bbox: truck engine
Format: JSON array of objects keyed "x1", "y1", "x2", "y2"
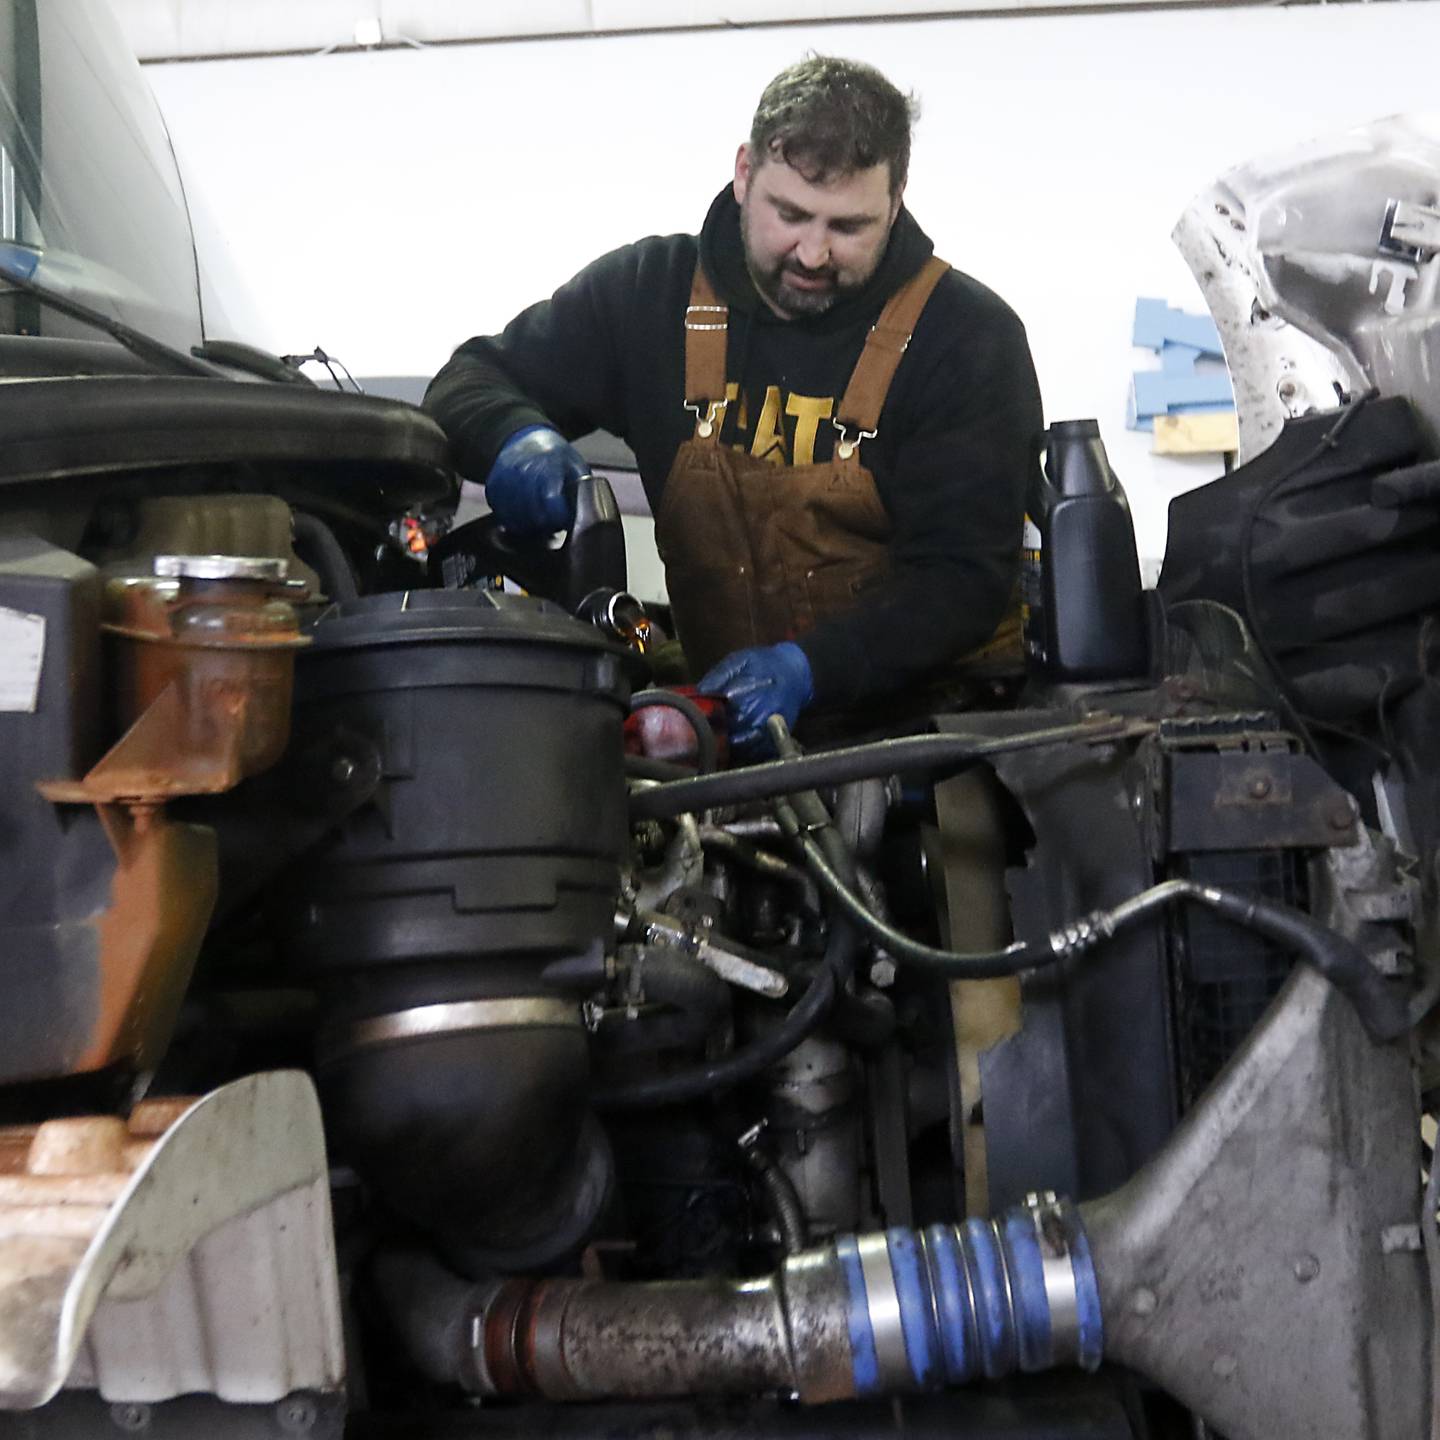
[{"x1": 0, "y1": 9, "x2": 1437, "y2": 1439}]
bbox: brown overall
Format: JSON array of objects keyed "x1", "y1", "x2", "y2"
[{"x1": 655, "y1": 256, "x2": 1020, "y2": 705}]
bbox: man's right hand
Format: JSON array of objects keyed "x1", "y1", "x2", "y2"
[{"x1": 485, "y1": 425, "x2": 588, "y2": 536}]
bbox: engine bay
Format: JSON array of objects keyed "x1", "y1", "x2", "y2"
[{"x1": 0, "y1": 15, "x2": 1437, "y2": 1435}]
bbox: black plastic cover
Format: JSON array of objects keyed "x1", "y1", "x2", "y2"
[
  {"x1": 1159, "y1": 396, "x2": 1437, "y2": 719},
  {"x1": 0, "y1": 535, "x2": 115, "y2": 1081},
  {"x1": 280, "y1": 590, "x2": 633, "y2": 987},
  {"x1": 0, "y1": 374, "x2": 458, "y2": 514}
]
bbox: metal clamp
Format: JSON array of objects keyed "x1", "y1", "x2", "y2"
[
  {"x1": 152, "y1": 554, "x2": 290, "y2": 582},
  {"x1": 856, "y1": 1233, "x2": 911, "y2": 1391},
  {"x1": 318, "y1": 997, "x2": 582, "y2": 1063},
  {"x1": 1023, "y1": 1191, "x2": 1081, "y2": 1367},
  {"x1": 832, "y1": 418, "x2": 878, "y2": 461},
  {"x1": 684, "y1": 399, "x2": 727, "y2": 438}
]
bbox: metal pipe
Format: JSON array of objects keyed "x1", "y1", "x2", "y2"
[
  {"x1": 379, "y1": 971, "x2": 1432, "y2": 1434},
  {"x1": 628, "y1": 717, "x2": 1143, "y2": 821},
  {"x1": 391, "y1": 1197, "x2": 1100, "y2": 1404}
]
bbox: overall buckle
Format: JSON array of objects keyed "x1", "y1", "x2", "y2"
[
  {"x1": 832, "y1": 418, "x2": 877, "y2": 461},
  {"x1": 684, "y1": 399, "x2": 727, "y2": 439}
]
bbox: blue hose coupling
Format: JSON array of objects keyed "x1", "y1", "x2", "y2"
[{"x1": 834, "y1": 1193, "x2": 1103, "y2": 1398}]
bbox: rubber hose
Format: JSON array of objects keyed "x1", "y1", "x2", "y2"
[
  {"x1": 592, "y1": 962, "x2": 839, "y2": 1110},
  {"x1": 790, "y1": 842, "x2": 1413, "y2": 1040},
  {"x1": 630, "y1": 688, "x2": 719, "y2": 775},
  {"x1": 628, "y1": 717, "x2": 1138, "y2": 820},
  {"x1": 594, "y1": 766, "x2": 866, "y2": 1109},
  {"x1": 790, "y1": 827, "x2": 1050, "y2": 980},
  {"x1": 593, "y1": 911, "x2": 861, "y2": 1110},
  {"x1": 741, "y1": 1140, "x2": 808, "y2": 1254},
  {"x1": 292, "y1": 510, "x2": 360, "y2": 602},
  {"x1": 546, "y1": 946, "x2": 731, "y2": 1053},
  {"x1": 1195, "y1": 885, "x2": 1412, "y2": 1041},
  {"x1": 626, "y1": 755, "x2": 696, "y2": 783},
  {"x1": 632, "y1": 945, "x2": 731, "y2": 1039}
]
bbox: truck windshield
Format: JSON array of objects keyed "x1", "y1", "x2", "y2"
[{"x1": 0, "y1": 0, "x2": 203, "y2": 354}]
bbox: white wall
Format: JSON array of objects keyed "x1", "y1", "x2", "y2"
[{"x1": 146, "y1": 5, "x2": 1440, "y2": 575}]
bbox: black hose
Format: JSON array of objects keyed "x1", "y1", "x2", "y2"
[
  {"x1": 627, "y1": 754, "x2": 696, "y2": 783},
  {"x1": 292, "y1": 510, "x2": 360, "y2": 602},
  {"x1": 630, "y1": 688, "x2": 719, "y2": 775},
  {"x1": 1161, "y1": 882, "x2": 1412, "y2": 1042},
  {"x1": 787, "y1": 824, "x2": 1050, "y2": 980},
  {"x1": 628, "y1": 716, "x2": 1143, "y2": 820},
  {"x1": 699, "y1": 827, "x2": 812, "y2": 890},
  {"x1": 594, "y1": 835, "x2": 860, "y2": 1107},
  {"x1": 595, "y1": 726, "x2": 871, "y2": 1109},
  {"x1": 740, "y1": 1136, "x2": 808, "y2": 1254},
  {"x1": 592, "y1": 963, "x2": 839, "y2": 1109},
  {"x1": 546, "y1": 946, "x2": 731, "y2": 1054},
  {"x1": 629, "y1": 945, "x2": 732, "y2": 1049},
  {"x1": 786, "y1": 830, "x2": 1414, "y2": 1042},
  {"x1": 824, "y1": 980, "x2": 897, "y2": 1050}
]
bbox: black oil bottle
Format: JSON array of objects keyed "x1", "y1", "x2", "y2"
[{"x1": 1021, "y1": 419, "x2": 1149, "y2": 681}]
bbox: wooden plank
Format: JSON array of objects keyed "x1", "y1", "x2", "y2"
[{"x1": 1152, "y1": 410, "x2": 1239, "y2": 455}]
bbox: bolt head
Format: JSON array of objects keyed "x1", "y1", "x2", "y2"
[
  {"x1": 869, "y1": 957, "x2": 898, "y2": 989},
  {"x1": 276, "y1": 1394, "x2": 319, "y2": 1435},
  {"x1": 109, "y1": 1404, "x2": 151, "y2": 1433},
  {"x1": 1248, "y1": 776, "x2": 1272, "y2": 799},
  {"x1": 1292, "y1": 1253, "x2": 1320, "y2": 1283}
]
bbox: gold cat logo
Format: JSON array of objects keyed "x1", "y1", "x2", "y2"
[{"x1": 721, "y1": 383, "x2": 836, "y2": 466}]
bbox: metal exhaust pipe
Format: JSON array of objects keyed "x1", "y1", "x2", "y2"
[{"x1": 384, "y1": 966, "x2": 1432, "y2": 1435}]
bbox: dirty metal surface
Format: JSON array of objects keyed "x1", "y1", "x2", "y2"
[
  {"x1": 1085, "y1": 967, "x2": 1430, "y2": 1440},
  {"x1": 1163, "y1": 745, "x2": 1358, "y2": 853},
  {"x1": 0, "y1": 1072, "x2": 343, "y2": 1412},
  {"x1": 0, "y1": 1389, "x2": 345, "y2": 1440}
]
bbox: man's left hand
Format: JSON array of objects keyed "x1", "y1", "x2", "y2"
[{"x1": 697, "y1": 642, "x2": 814, "y2": 756}]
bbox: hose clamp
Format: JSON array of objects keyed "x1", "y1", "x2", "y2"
[
  {"x1": 1023, "y1": 1191, "x2": 1081, "y2": 1366},
  {"x1": 319, "y1": 997, "x2": 582, "y2": 1063},
  {"x1": 855, "y1": 1233, "x2": 911, "y2": 1391}
]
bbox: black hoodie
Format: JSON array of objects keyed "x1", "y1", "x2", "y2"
[{"x1": 425, "y1": 186, "x2": 1042, "y2": 708}]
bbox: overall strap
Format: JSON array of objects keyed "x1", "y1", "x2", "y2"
[
  {"x1": 684, "y1": 261, "x2": 729, "y2": 438},
  {"x1": 835, "y1": 255, "x2": 951, "y2": 454}
]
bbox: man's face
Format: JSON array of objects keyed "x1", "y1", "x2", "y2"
[{"x1": 733, "y1": 145, "x2": 902, "y2": 319}]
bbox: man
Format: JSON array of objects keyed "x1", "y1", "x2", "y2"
[{"x1": 425, "y1": 55, "x2": 1042, "y2": 752}]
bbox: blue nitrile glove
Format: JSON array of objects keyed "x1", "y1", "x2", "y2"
[
  {"x1": 697, "y1": 642, "x2": 814, "y2": 757},
  {"x1": 485, "y1": 424, "x2": 588, "y2": 536}
]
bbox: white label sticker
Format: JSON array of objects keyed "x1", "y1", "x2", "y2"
[
  {"x1": 0, "y1": 607, "x2": 46, "y2": 713},
  {"x1": 1022, "y1": 516, "x2": 1043, "y2": 551}
]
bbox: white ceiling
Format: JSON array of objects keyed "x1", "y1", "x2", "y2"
[{"x1": 109, "y1": 0, "x2": 1394, "y2": 62}]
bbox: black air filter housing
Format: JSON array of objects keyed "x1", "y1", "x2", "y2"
[{"x1": 281, "y1": 588, "x2": 632, "y2": 991}]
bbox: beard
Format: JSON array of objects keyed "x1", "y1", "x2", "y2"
[
  {"x1": 739, "y1": 198, "x2": 848, "y2": 318},
  {"x1": 754, "y1": 258, "x2": 841, "y2": 317}
]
